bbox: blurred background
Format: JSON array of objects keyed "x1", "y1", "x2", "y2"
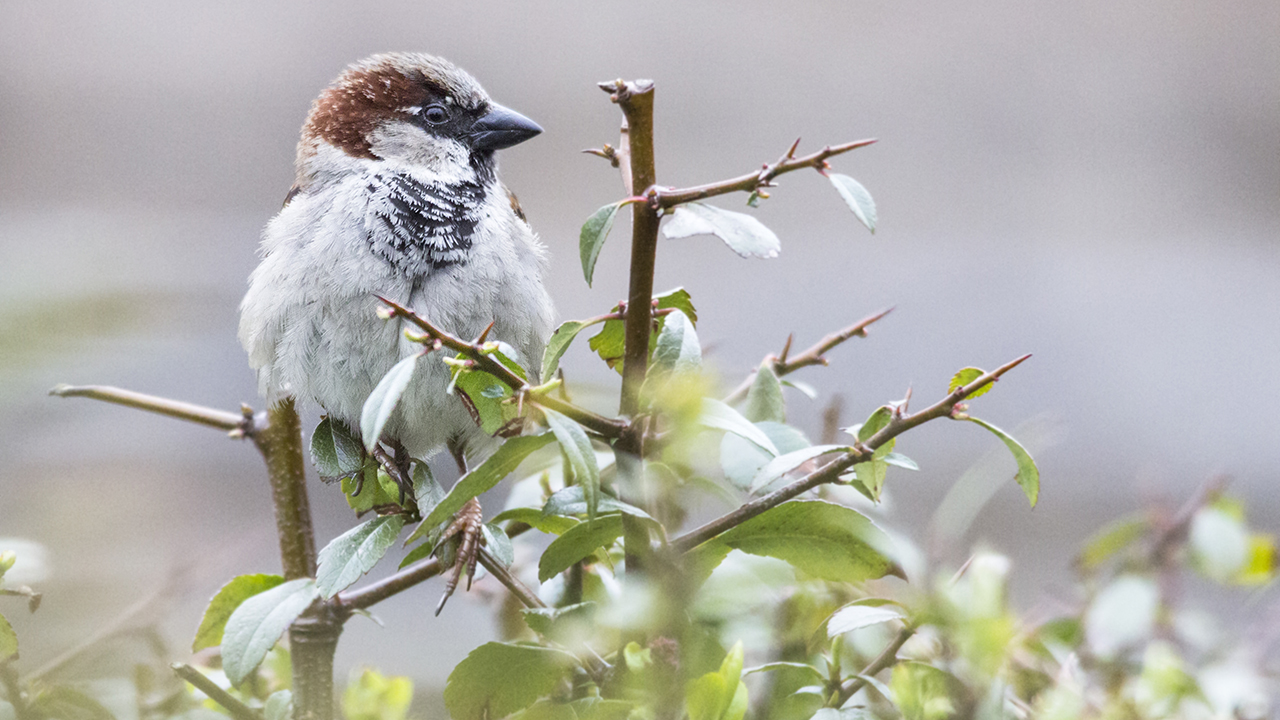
[{"x1": 2, "y1": 0, "x2": 1277, "y2": 693}]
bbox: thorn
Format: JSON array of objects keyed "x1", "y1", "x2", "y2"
[
  {"x1": 778, "y1": 334, "x2": 794, "y2": 364},
  {"x1": 476, "y1": 320, "x2": 496, "y2": 344},
  {"x1": 786, "y1": 137, "x2": 802, "y2": 159}
]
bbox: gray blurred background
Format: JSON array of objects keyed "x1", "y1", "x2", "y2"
[{"x1": 2, "y1": 0, "x2": 1277, "y2": 690}]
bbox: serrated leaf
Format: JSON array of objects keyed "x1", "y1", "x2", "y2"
[
  {"x1": 539, "y1": 514, "x2": 626, "y2": 582},
  {"x1": 541, "y1": 321, "x2": 585, "y2": 380},
  {"x1": 406, "y1": 434, "x2": 556, "y2": 545},
  {"x1": 443, "y1": 642, "x2": 578, "y2": 720},
  {"x1": 483, "y1": 523, "x2": 515, "y2": 567},
  {"x1": 664, "y1": 202, "x2": 781, "y2": 259},
  {"x1": 316, "y1": 515, "x2": 406, "y2": 598},
  {"x1": 580, "y1": 202, "x2": 622, "y2": 286},
  {"x1": 949, "y1": 367, "x2": 994, "y2": 399},
  {"x1": 310, "y1": 417, "x2": 365, "y2": 479},
  {"x1": 543, "y1": 409, "x2": 600, "y2": 521},
  {"x1": 222, "y1": 578, "x2": 318, "y2": 686},
  {"x1": 721, "y1": 422, "x2": 811, "y2": 489},
  {"x1": 743, "y1": 362, "x2": 786, "y2": 423},
  {"x1": 192, "y1": 573, "x2": 285, "y2": 652},
  {"x1": 655, "y1": 287, "x2": 699, "y2": 325},
  {"x1": 963, "y1": 416, "x2": 1040, "y2": 506},
  {"x1": 827, "y1": 173, "x2": 876, "y2": 233},
  {"x1": 542, "y1": 486, "x2": 652, "y2": 521},
  {"x1": 826, "y1": 603, "x2": 905, "y2": 637},
  {"x1": 361, "y1": 353, "x2": 421, "y2": 451},
  {"x1": 490, "y1": 507, "x2": 581, "y2": 536},
  {"x1": 413, "y1": 463, "x2": 445, "y2": 519},
  {"x1": 649, "y1": 309, "x2": 702, "y2": 378},
  {"x1": 749, "y1": 445, "x2": 852, "y2": 494},
  {"x1": 521, "y1": 602, "x2": 596, "y2": 640},
  {"x1": 0, "y1": 612, "x2": 15, "y2": 661},
  {"x1": 684, "y1": 500, "x2": 895, "y2": 584},
  {"x1": 700, "y1": 399, "x2": 779, "y2": 455}
]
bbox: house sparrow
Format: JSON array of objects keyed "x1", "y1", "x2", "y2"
[{"x1": 239, "y1": 53, "x2": 554, "y2": 595}]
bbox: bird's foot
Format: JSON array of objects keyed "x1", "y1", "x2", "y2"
[
  {"x1": 369, "y1": 442, "x2": 414, "y2": 506},
  {"x1": 434, "y1": 497, "x2": 485, "y2": 615}
]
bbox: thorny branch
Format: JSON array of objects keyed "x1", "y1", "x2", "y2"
[
  {"x1": 724, "y1": 308, "x2": 894, "y2": 404},
  {"x1": 672, "y1": 354, "x2": 1032, "y2": 553},
  {"x1": 375, "y1": 296, "x2": 627, "y2": 439}
]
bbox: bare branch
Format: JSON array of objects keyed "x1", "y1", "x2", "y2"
[
  {"x1": 172, "y1": 664, "x2": 262, "y2": 720},
  {"x1": 834, "y1": 625, "x2": 916, "y2": 706},
  {"x1": 49, "y1": 384, "x2": 249, "y2": 434}
]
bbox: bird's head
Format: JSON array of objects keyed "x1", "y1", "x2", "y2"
[{"x1": 297, "y1": 52, "x2": 541, "y2": 179}]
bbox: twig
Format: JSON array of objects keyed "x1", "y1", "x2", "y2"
[
  {"x1": 376, "y1": 296, "x2": 628, "y2": 439},
  {"x1": 652, "y1": 138, "x2": 877, "y2": 209},
  {"x1": 476, "y1": 548, "x2": 545, "y2": 610},
  {"x1": 724, "y1": 308, "x2": 893, "y2": 404},
  {"x1": 833, "y1": 625, "x2": 915, "y2": 706},
  {"x1": 48, "y1": 385, "x2": 249, "y2": 433},
  {"x1": 171, "y1": 663, "x2": 262, "y2": 720},
  {"x1": 673, "y1": 354, "x2": 1032, "y2": 553}
]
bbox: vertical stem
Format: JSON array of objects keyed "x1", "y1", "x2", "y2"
[
  {"x1": 614, "y1": 81, "x2": 658, "y2": 418},
  {"x1": 252, "y1": 399, "x2": 341, "y2": 720}
]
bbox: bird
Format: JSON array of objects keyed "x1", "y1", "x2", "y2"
[{"x1": 238, "y1": 52, "x2": 555, "y2": 603}]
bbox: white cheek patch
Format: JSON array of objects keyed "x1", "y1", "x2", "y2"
[
  {"x1": 399, "y1": 106, "x2": 422, "y2": 114},
  {"x1": 367, "y1": 121, "x2": 474, "y2": 184}
]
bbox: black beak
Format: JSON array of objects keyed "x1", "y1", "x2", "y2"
[{"x1": 468, "y1": 102, "x2": 543, "y2": 151}]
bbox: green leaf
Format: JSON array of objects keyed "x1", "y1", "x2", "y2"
[
  {"x1": 511, "y1": 701, "x2": 578, "y2": 720},
  {"x1": 490, "y1": 507, "x2": 581, "y2": 536},
  {"x1": 827, "y1": 173, "x2": 877, "y2": 233},
  {"x1": 749, "y1": 445, "x2": 852, "y2": 494},
  {"x1": 580, "y1": 202, "x2": 622, "y2": 286},
  {"x1": 483, "y1": 523, "x2": 515, "y2": 567},
  {"x1": 310, "y1": 417, "x2": 365, "y2": 479},
  {"x1": 686, "y1": 642, "x2": 745, "y2": 720},
  {"x1": 539, "y1": 514, "x2": 626, "y2": 582},
  {"x1": 962, "y1": 416, "x2": 1040, "y2": 506},
  {"x1": 1077, "y1": 514, "x2": 1147, "y2": 570},
  {"x1": 343, "y1": 669, "x2": 412, "y2": 720},
  {"x1": 521, "y1": 602, "x2": 597, "y2": 641},
  {"x1": 826, "y1": 603, "x2": 905, "y2": 637},
  {"x1": 849, "y1": 405, "x2": 893, "y2": 442},
  {"x1": 883, "y1": 452, "x2": 919, "y2": 471},
  {"x1": 781, "y1": 378, "x2": 817, "y2": 399},
  {"x1": 542, "y1": 486, "x2": 652, "y2": 521},
  {"x1": 263, "y1": 691, "x2": 293, "y2": 720},
  {"x1": 664, "y1": 202, "x2": 781, "y2": 259},
  {"x1": 222, "y1": 578, "x2": 318, "y2": 686},
  {"x1": 316, "y1": 515, "x2": 406, "y2": 598},
  {"x1": 0, "y1": 612, "x2": 15, "y2": 661},
  {"x1": 685, "y1": 500, "x2": 895, "y2": 584},
  {"x1": 587, "y1": 288, "x2": 699, "y2": 373},
  {"x1": 700, "y1": 399, "x2": 779, "y2": 455},
  {"x1": 948, "y1": 367, "x2": 994, "y2": 399},
  {"x1": 413, "y1": 463, "x2": 446, "y2": 519},
  {"x1": 443, "y1": 642, "x2": 578, "y2": 720},
  {"x1": 720, "y1": 421, "x2": 811, "y2": 489},
  {"x1": 342, "y1": 466, "x2": 398, "y2": 513},
  {"x1": 361, "y1": 353, "x2": 421, "y2": 451},
  {"x1": 192, "y1": 573, "x2": 285, "y2": 652},
  {"x1": 655, "y1": 287, "x2": 699, "y2": 325},
  {"x1": 648, "y1": 309, "x2": 702, "y2": 378},
  {"x1": 541, "y1": 320, "x2": 585, "y2": 380},
  {"x1": 743, "y1": 361, "x2": 786, "y2": 423},
  {"x1": 407, "y1": 433, "x2": 556, "y2": 544},
  {"x1": 452, "y1": 345, "x2": 525, "y2": 435},
  {"x1": 542, "y1": 409, "x2": 600, "y2": 521}
]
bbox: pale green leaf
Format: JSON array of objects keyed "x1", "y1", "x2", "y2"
[
  {"x1": 413, "y1": 463, "x2": 446, "y2": 519},
  {"x1": 543, "y1": 409, "x2": 600, "y2": 520},
  {"x1": 0, "y1": 612, "x2": 15, "y2": 661},
  {"x1": 700, "y1": 399, "x2": 779, "y2": 455},
  {"x1": 1077, "y1": 514, "x2": 1147, "y2": 570},
  {"x1": 316, "y1": 515, "x2": 406, "y2": 598},
  {"x1": 664, "y1": 202, "x2": 781, "y2": 259},
  {"x1": 192, "y1": 573, "x2": 285, "y2": 652},
  {"x1": 483, "y1": 523, "x2": 515, "y2": 567},
  {"x1": 222, "y1": 578, "x2": 318, "y2": 685},
  {"x1": 649, "y1": 309, "x2": 702, "y2": 378},
  {"x1": 443, "y1": 642, "x2": 577, "y2": 720},
  {"x1": 949, "y1": 367, "x2": 994, "y2": 399},
  {"x1": 263, "y1": 691, "x2": 293, "y2": 720},
  {"x1": 743, "y1": 361, "x2": 785, "y2": 423},
  {"x1": 883, "y1": 452, "x2": 919, "y2": 471},
  {"x1": 310, "y1": 417, "x2": 365, "y2": 479},
  {"x1": 826, "y1": 603, "x2": 905, "y2": 637},
  {"x1": 580, "y1": 203, "x2": 621, "y2": 286},
  {"x1": 538, "y1": 514, "x2": 625, "y2": 582},
  {"x1": 361, "y1": 353, "x2": 421, "y2": 451},
  {"x1": 962, "y1": 416, "x2": 1040, "y2": 506},
  {"x1": 827, "y1": 173, "x2": 877, "y2": 233},
  {"x1": 749, "y1": 445, "x2": 852, "y2": 494},
  {"x1": 542, "y1": 486, "x2": 652, "y2": 521},
  {"x1": 490, "y1": 507, "x2": 581, "y2": 536},
  {"x1": 541, "y1": 320, "x2": 585, "y2": 380},
  {"x1": 720, "y1": 422, "x2": 810, "y2": 489}
]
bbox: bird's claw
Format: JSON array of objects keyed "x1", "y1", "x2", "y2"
[{"x1": 434, "y1": 497, "x2": 485, "y2": 616}]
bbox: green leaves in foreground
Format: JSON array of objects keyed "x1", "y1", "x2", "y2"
[
  {"x1": 407, "y1": 433, "x2": 556, "y2": 545},
  {"x1": 580, "y1": 202, "x2": 623, "y2": 286},
  {"x1": 542, "y1": 408, "x2": 600, "y2": 520},
  {"x1": 0, "y1": 611, "x2": 15, "y2": 661},
  {"x1": 962, "y1": 416, "x2": 1040, "y2": 507},
  {"x1": 222, "y1": 578, "x2": 319, "y2": 686},
  {"x1": 826, "y1": 172, "x2": 877, "y2": 233},
  {"x1": 443, "y1": 642, "x2": 578, "y2": 720},
  {"x1": 686, "y1": 500, "x2": 897, "y2": 586},
  {"x1": 316, "y1": 515, "x2": 407, "y2": 597},
  {"x1": 361, "y1": 353, "x2": 422, "y2": 451},
  {"x1": 541, "y1": 320, "x2": 586, "y2": 380},
  {"x1": 663, "y1": 202, "x2": 781, "y2": 259},
  {"x1": 192, "y1": 573, "x2": 285, "y2": 652},
  {"x1": 685, "y1": 642, "x2": 747, "y2": 720}
]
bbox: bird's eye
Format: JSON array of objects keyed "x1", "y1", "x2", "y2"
[{"x1": 422, "y1": 105, "x2": 450, "y2": 125}]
